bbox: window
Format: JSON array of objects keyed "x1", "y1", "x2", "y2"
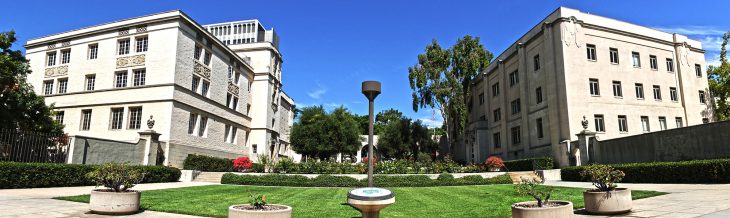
[
  {"x1": 609, "y1": 48, "x2": 619, "y2": 64},
  {"x1": 114, "y1": 71, "x2": 127, "y2": 88},
  {"x1": 533, "y1": 55, "x2": 540, "y2": 71},
  {"x1": 132, "y1": 69, "x2": 146, "y2": 86},
  {"x1": 535, "y1": 87, "x2": 543, "y2": 104},
  {"x1": 635, "y1": 83, "x2": 644, "y2": 99},
  {"x1": 659, "y1": 117, "x2": 667, "y2": 131},
  {"x1": 226, "y1": 93, "x2": 233, "y2": 108},
  {"x1": 649, "y1": 55, "x2": 657, "y2": 70},
  {"x1": 695, "y1": 64, "x2": 702, "y2": 77},
  {"x1": 632, "y1": 52, "x2": 640, "y2": 68},
  {"x1": 511, "y1": 99, "x2": 521, "y2": 114},
  {"x1": 511, "y1": 126, "x2": 521, "y2": 145},
  {"x1": 653, "y1": 85, "x2": 661, "y2": 100},
  {"x1": 479, "y1": 93, "x2": 485, "y2": 105},
  {"x1": 493, "y1": 108, "x2": 501, "y2": 121},
  {"x1": 110, "y1": 108, "x2": 124, "y2": 130},
  {"x1": 81, "y1": 110, "x2": 92, "y2": 131},
  {"x1": 703, "y1": 118, "x2": 710, "y2": 124},
  {"x1": 675, "y1": 117, "x2": 683, "y2": 128},
  {"x1": 536, "y1": 118, "x2": 544, "y2": 139},
  {"x1": 55, "y1": 111, "x2": 64, "y2": 125},
  {"x1": 618, "y1": 115, "x2": 628, "y2": 132},
  {"x1": 670, "y1": 87, "x2": 678, "y2": 102},
  {"x1": 60, "y1": 49, "x2": 71, "y2": 64},
  {"x1": 253, "y1": 144, "x2": 258, "y2": 153},
  {"x1": 194, "y1": 46, "x2": 202, "y2": 60},
  {"x1": 699, "y1": 91, "x2": 706, "y2": 104},
  {"x1": 246, "y1": 104, "x2": 251, "y2": 115},
  {"x1": 509, "y1": 71, "x2": 519, "y2": 86},
  {"x1": 493, "y1": 133, "x2": 501, "y2": 148},
  {"x1": 191, "y1": 76, "x2": 200, "y2": 92},
  {"x1": 492, "y1": 83, "x2": 500, "y2": 96},
  {"x1": 641, "y1": 116, "x2": 650, "y2": 132},
  {"x1": 88, "y1": 44, "x2": 98, "y2": 60},
  {"x1": 135, "y1": 36, "x2": 148, "y2": 52},
  {"x1": 85, "y1": 74, "x2": 96, "y2": 91},
  {"x1": 198, "y1": 116, "x2": 208, "y2": 137},
  {"x1": 47, "y1": 51, "x2": 57, "y2": 66},
  {"x1": 586, "y1": 44, "x2": 596, "y2": 61},
  {"x1": 57, "y1": 78, "x2": 68, "y2": 94},
  {"x1": 594, "y1": 115, "x2": 605, "y2": 132},
  {"x1": 201, "y1": 81, "x2": 210, "y2": 97},
  {"x1": 203, "y1": 50, "x2": 212, "y2": 65},
  {"x1": 225, "y1": 126, "x2": 238, "y2": 143},
  {"x1": 43, "y1": 80, "x2": 53, "y2": 95},
  {"x1": 127, "y1": 107, "x2": 142, "y2": 129},
  {"x1": 589, "y1": 79, "x2": 600, "y2": 96},
  {"x1": 188, "y1": 113, "x2": 198, "y2": 135},
  {"x1": 666, "y1": 58, "x2": 674, "y2": 72},
  {"x1": 612, "y1": 81, "x2": 622, "y2": 97},
  {"x1": 118, "y1": 39, "x2": 130, "y2": 55}
]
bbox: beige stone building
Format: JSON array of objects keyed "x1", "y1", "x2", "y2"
[{"x1": 461, "y1": 7, "x2": 713, "y2": 167}]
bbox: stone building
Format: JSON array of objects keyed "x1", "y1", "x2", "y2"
[
  {"x1": 24, "y1": 10, "x2": 297, "y2": 167},
  {"x1": 461, "y1": 7, "x2": 713, "y2": 166}
]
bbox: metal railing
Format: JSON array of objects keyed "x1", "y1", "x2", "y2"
[{"x1": 0, "y1": 129, "x2": 69, "y2": 163}]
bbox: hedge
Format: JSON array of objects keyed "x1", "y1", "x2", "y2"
[
  {"x1": 183, "y1": 154, "x2": 233, "y2": 172},
  {"x1": 220, "y1": 173, "x2": 513, "y2": 187},
  {"x1": 0, "y1": 162, "x2": 181, "y2": 189},
  {"x1": 561, "y1": 158, "x2": 730, "y2": 183},
  {"x1": 504, "y1": 157, "x2": 553, "y2": 171}
]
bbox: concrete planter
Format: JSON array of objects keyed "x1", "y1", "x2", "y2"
[
  {"x1": 511, "y1": 200, "x2": 573, "y2": 218},
  {"x1": 583, "y1": 188, "x2": 632, "y2": 215},
  {"x1": 89, "y1": 190, "x2": 140, "y2": 215},
  {"x1": 228, "y1": 204, "x2": 292, "y2": 218}
]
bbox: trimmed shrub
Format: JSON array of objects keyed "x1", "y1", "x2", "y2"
[
  {"x1": 183, "y1": 154, "x2": 233, "y2": 172},
  {"x1": 221, "y1": 173, "x2": 513, "y2": 187},
  {"x1": 504, "y1": 157, "x2": 553, "y2": 171},
  {"x1": 561, "y1": 159, "x2": 730, "y2": 184},
  {"x1": 437, "y1": 173, "x2": 455, "y2": 181},
  {"x1": 252, "y1": 163, "x2": 265, "y2": 173},
  {"x1": 311, "y1": 174, "x2": 362, "y2": 187},
  {"x1": 233, "y1": 156, "x2": 253, "y2": 172},
  {"x1": 136, "y1": 165, "x2": 182, "y2": 183},
  {"x1": 0, "y1": 162, "x2": 180, "y2": 189}
]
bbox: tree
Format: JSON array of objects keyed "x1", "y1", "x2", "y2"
[
  {"x1": 374, "y1": 108, "x2": 403, "y2": 135},
  {"x1": 378, "y1": 116, "x2": 411, "y2": 160},
  {"x1": 354, "y1": 114, "x2": 369, "y2": 135},
  {"x1": 290, "y1": 105, "x2": 361, "y2": 161},
  {"x1": 0, "y1": 31, "x2": 63, "y2": 134},
  {"x1": 325, "y1": 106, "x2": 361, "y2": 161},
  {"x1": 708, "y1": 32, "x2": 730, "y2": 121},
  {"x1": 408, "y1": 36, "x2": 493, "y2": 155}
]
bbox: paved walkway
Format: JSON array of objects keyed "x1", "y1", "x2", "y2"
[
  {"x1": 545, "y1": 181, "x2": 730, "y2": 218},
  {"x1": 0, "y1": 182, "x2": 214, "y2": 218}
]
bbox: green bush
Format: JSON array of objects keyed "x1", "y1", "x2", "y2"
[
  {"x1": 183, "y1": 154, "x2": 233, "y2": 172},
  {"x1": 437, "y1": 173, "x2": 455, "y2": 181},
  {"x1": 0, "y1": 162, "x2": 180, "y2": 189},
  {"x1": 561, "y1": 159, "x2": 730, "y2": 183},
  {"x1": 221, "y1": 173, "x2": 513, "y2": 187},
  {"x1": 252, "y1": 163, "x2": 265, "y2": 173},
  {"x1": 311, "y1": 174, "x2": 362, "y2": 187},
  {"x1": 504, "y1": 157, "x2": 553, "y2": 171}
]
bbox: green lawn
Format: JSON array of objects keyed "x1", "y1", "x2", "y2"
[{"x1": 56, "y1": 184, "x2": 664, "y2": 218}]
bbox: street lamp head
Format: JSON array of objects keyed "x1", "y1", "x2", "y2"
[{"x1": 361, "y1": 81, "x2": 381, "y2": 101}]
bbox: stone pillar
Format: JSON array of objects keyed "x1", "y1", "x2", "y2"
[
  {"x1": 574, "y1": 116, "x2": 595, "y2": 166},
  {"x1": 356, "y1": 148, "x2": 362, "y2": 163},
  {"x1": 139, "y1": 130, "x2": 161, "y2": 166}
]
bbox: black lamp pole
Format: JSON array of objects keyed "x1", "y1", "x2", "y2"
[{"x1": 361, "y1": 81, "x2": 381, "y2": 187}]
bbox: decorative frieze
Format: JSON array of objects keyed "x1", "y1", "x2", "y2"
[
  {"x1": 228, "y1": 81, "x2": 240, "y2": 95},
  {"x1": 194, "y1": 61, "x2": 211, "y2": 79},
  {"x1": 116, "y1": 54, "x2": 145, "y2": 69},
  {"x1": 119, "y1": 29, "x2": 130, "y2": 36},
  {"x1": 44, "y1": 65, "x2": 68, "y2": 78},
  {"x1": 136, "y1": 26, "x2": 147, "y2": 33},
  {"x1": 47, "y1": 44, "x2": 56, "y2": 50},
  {"x1": 61, "y1": 41, "x2": 71, "y2": 47}
]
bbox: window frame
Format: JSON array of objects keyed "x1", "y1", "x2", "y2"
[
  {"x1": 511, "y1": 126, "x2": 521, "y2": 145},
  {"x1": 695, "y1": 64, "x2": 702, "y2": 77},
  {"x1": 132, "y1": 69, "x2": 146, "y2": 86},
  {"x1": 533, "y1": 54, "x2": 540, "y2": 71},
  {"x1": 675, "y1": 117, "x2": 683, "y2": 128},
  {"x1": 60, "y1": 49, "x2": 71, "y2": 64},
  {"x1": 653, "y1": 85, "x2": 662, "y2": 100},
  {"x1": 649, "y1": 55, "x2": 658, "y2": 70},
  {"x1": 618, "y1": 115, "x2": 629, "y2": 133},
  {"x1": 109, "y1": 107, "x2": 125, "y2": 130},
  {"x1": 135, "y1": 36, "x2": 148, "y2": 53},
  {"x1": 536, "y1": 118, "x2": 544, "y2": 139},
  {"x1": 57, "y1": 78, "x2": 68, "y2": 94},
  {"x1": 635, "y1": 83, "x2": 644, "y2": 99},
  {"x1": 128, "y1": 107, "x2": 143, "y2": 130},
  {"x1": 631, "y1": 52, "x2": 640, "y2": 68},
  {"x1": 670, "y1": 87, "x2": 678, "y2": 102},
  {"x1": 589, "y1": 79, "x2": 600, "y2": 96},
  {"x1": 535, "y1": 87, "x2": 543, "y2": 104},
  {"x1": 586, "y1": 44, "x2": 597, "y2": 61},
  {"x1": 43, "y1": 80, "x2": 54, "y2": 95},
  {"x1": 666, "y1": 58, "x2": 674, "y2": 72},
  {"x1": 81, "y1": 109, "x2": 92, "y2": 131},
  {"x1": 114, "y1": 70, "x2": 128, "y2": 88},
  {"x1": 609, "y1": 48, "x2": 619, "y2": 64},
  {"x1": 640, "y1": 116, "x2": 650, "y2": 132},
  {"x1": 699, "y1": 90, "x2": 706, "y2": 104},
  {"x1": 510, "y1": 99, "x2": 521, "y2": 114},
  {"x1": 85, "y1": 74, "x2": 96, "y2": 91},
  {"x1": 594, "y1": 115, "x2": 605, "y2": 132},
  {"x1": 493, "y1": 132, "x2": 501, "y2": 148},
  {"x1": 47, "y1": 51, "x2": 57, "y2": 66},
  {"x1": 118, "y1": 38, "x2": 131, "y2": 55},
  {"x1": 88, "y1": 44, "x2": 98, "y2": 60},
  {"x1": 659, "y1": 117, "x2": 667, "y2": 131},
  {"x1": 612, "y1": 81, "x2": 623, "y2": 97}
]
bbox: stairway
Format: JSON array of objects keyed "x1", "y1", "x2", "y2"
[
  {"x1": 507, "y1": 171, "x2": 542, "y2": 184},
  {"x1": 192, "y1": 172, "x2": 226, "y2": 183}
]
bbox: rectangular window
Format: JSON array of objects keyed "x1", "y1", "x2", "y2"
[
  {"x1": 194, "y1": 46, "x2": 202, "y2": 60},
  {"x1": 110, "y1": 108, "x2": 124, "y2": 130},
  {"x1": 533, "y1": 55, "x2": 540, "y2": 71},
  {"x1": 57, "y1": 78, "x2": 68, "y2": 94},
  {"x1": 43, "y1": 80, "x2": 53, "y2": 95},
  {"x1": 536, "y1": 87, "x2": 543, "y2": 104},
  {"x1": 695, "y1": 64, "x2": 702, "y2": 77},
  {"x1": 253, "y1": 144, "x2": 258, "y2": 154},
  {"x1": 198, "y1": 116, "x2": 208, "y2": 137},
  {"x1": 641, "y1": 116, "x2": 650, "y2": 132},
  {"x1": 188, "y1": 113, "x2": 198, "y2": 135},
  {"x1": 479, "y1": 93, "x2": 485, "y2": 105},
  {"x1": 128, "y1": 107, "x2": 142, "y2": 129},
  {"x1": 632, "y1": 52, "x2": 640, "y2": 68},
  {"x1": 493, "y1": 108, "x2": 501, "y2": 121},
  {"x1": 227, "y1": 126, "x2": 238, "y2": 143},
  {"x1": 509, "y1": 71, "x2": 519, "y2": 86},
  {"x1": 492, "y1": 83, "x2": 500, "y2": 96},
  {"x1": 118, "y1": 39, "x2": 130, "y2": 55},
  {"x1": 635, "y1": 83, "x2": 644, "y2": 99},
  {"x1": 191, "y1": 76, "x2": 200, "y2": 92},
  {"x1": 201, "y1": 81, "x2": 210, "y2": 97},
  {"x1": 586, "y1": 44, "x2": 597, "y2": 61},
  {"x1": 81, "y1": 110, "x2": 92, "y2": 131},
  {"x1": 699, "y1": 91, "x2": 706, "y2": 104},
  {"x1": 612, "y1": 81, "x2": 622, "y2": 97},
  {"x1": 536, "y1": 118, "x2": 544, "y2": 139},
  {"x1": 55, "y1": 111, "x2": 64, "y2": 125},
  {"x1": 666, "y1": 58, "x2": 674, "y2": 72},
  {"x1": 232, "y1": 97, "x2": 239, "y2": 110},
  {"x1": 226, "y1": 93, "x2": 232, "y2": 107},
  {"x1": 659, "y1": 117, "x2": 667, "y2": 131},
  {"x1": 60, "y1": 49, "x2": 71, "y2": 64},
  {"x1": 511, "y1": 126, "x2": 521, "y2": 145},
  {"x1": 85, "y1": 74, "x2": 96, "y2": 91},
  {"x1": 653, "y1": 85, "x2": 662, "y2": 100},
  {"x1": 133, "y1": 69, "x2": 146, "y2": 86},
  {"x1": 670, "y1": 87, "x2": 678, "y2": 102},
  {"x1": 649, "y1": 55, "x2": 658, "y2": 70},
  {"x1": 88, "y1": 44, "x2": 98, "y2": 60},
  {"x1": 203, "y1": 51, "x2": 212, "y2": 65},
  {"x1": 114, "y1": 71, "x2": 127, "y2": 88},
  {"x1": 594, "y1": 115, "x2": 605, "y2": 132},
  {"x1": 493, "y1": 133, "x2": 501, "y2": 148},
  {"x1": 511, "y1": 99, "x2": 521, "y2": 114},
  {"x1": 609, "y1": 48, "x2": 619, "y2": 64},
  {"x1": 675, "y1": 117, "x2": 683, "y2": 128},
  {"x1": 618, "y1": 115, "x2": 628, "y2": 132},
  {"x1": 589, "y1": 79, "x2": 600, "y2": 96},
  {"x1": 135, "y1": 36, "x2": 148, "y2": 52},
  {"x1": 47, "y1": 51, "x2": 57, "y2": 66}
]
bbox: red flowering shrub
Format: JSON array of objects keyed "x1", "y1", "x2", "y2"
[
  {"x1": 233, "y1": 156, "x2": 253, "y2": 172},
  {"x1": 485, "y1": 156, "x2": 505, "y2": 170}
]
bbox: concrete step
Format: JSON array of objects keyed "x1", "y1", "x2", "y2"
[
  {"x1": 507, "y1": 171, "x2": 541, "y2": 184},
  {"x1": 192, "y1": 172, "x2": 226, "y2": 183}
]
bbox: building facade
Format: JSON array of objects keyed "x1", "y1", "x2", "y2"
[{"x1": 462, "y1": 7, "x2": 713, "y2": 166}]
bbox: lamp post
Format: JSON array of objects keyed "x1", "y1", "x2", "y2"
[{"x1": 362, "y1": 81, "x2": 381, "y2": 187}]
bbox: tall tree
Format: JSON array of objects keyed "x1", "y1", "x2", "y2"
[
  {"x1": 708, "y1": 32, "x2": 730, "y2": 121},
  {"x1": 374, "y1": 108, "x2": 403, "y2": 134},
  {"x1": 290, "y1": 105, "x2": 361, "y2": 161},
  {"x1": 0, "y1": 31, "x2": 63, "y2": 134},
  {"x1": 378, "y1": 116, "x2": 411, "y2": 160},
  {"x1": 408, "y1": 36, "x2": 492, "y2": 155},
  {"x1": 326, "y1": 106, "x2": 361, "y2": 161}
]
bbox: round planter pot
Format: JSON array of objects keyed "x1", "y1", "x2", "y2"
[
  {"x1": 228, "y1": 204, "x2": 292, "y2": 218},
  {"x1": 583, "y1": 188, "x2": 632, "y2": 215},
  {"x1": 511, "y1": 200, "x2": 573, "y2": 218},
  {"x1": 89, "y1": 190, "x2": 140, "y2": 215}
]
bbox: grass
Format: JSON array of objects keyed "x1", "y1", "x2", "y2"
[{"x1": 56, "y1": 184, "x2": 665, "y2": 218}]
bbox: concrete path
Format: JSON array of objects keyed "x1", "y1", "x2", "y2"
[
  {"x1": 0, "y1": 182, "x2": 215, "y2": 218},
  {"x1": 544, "y1": 181, "x2": 730, "y2": 218}
]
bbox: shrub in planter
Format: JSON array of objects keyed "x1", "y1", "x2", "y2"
[
  {"x1": 581, "y1": 164, "x2": 632, "y2": 215},
  {"x1": 485, "y1": 156, "x2": 505, "y2": 171},
  {"x1": 229, "y1": 193, "x2": 292, "y2": 218},
  {"x1": 512, "y1": 177, "x2": 573, "y2": 218},
  {"x1": 233, "y1": 156, "x2": 253, "y2": 172},
  {"x1": 87, "y1": 162, "x2": 144, "y2": 215}
]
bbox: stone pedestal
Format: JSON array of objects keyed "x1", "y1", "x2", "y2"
[
  {"x1": 138, "y1": 130, "x2": 161, "y2": 166},
  {"x1": 575, "y1": 129, "x2": 596, "y2": 166}
]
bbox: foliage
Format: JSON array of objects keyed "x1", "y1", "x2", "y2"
[
  {"x1": 233, "y1": 156, "x2": 253, "y2": 172},
  {"x1": 0, "y1": 162, "x2": 179, "y2": 189},
  {"x1": 252, "y1": 163, "x2": 265, "y2": 173},
  {"x1": 257, "y1": 154, "x2": 272, "y2": 172},
  {"x1": 354, "y1": 114, "x2": 370, "y2": 135},
  {"x1": 221, "y1": 173, "x2": 513, "y2": 187},
  {"x1": 514, "y1": 177, "x2": 553, "y2": 207},
  {"x1": 503, "y1": 157, "x2": 553, "y2": 171},
  {"x1": 580, "y1": 164, "x2": 625, "y2": 191},
  {"x1": 485, "y1": 156, "x2": 505, "y2": 170},
  {"x1": 437, "y1": 173, "x2": 454, "y2": 181},
  {"x1": 87, "y1": 162, "x2": 143, "y2": 192},
  {"x1": 708, "y1": 31, "x2": 730, "y2": 121},
  {"x1": 562, "y1": 158, "x2": 730, "y2": 183},
  {"x1": 0, "y1": 31, "x2": 64, "y2": 134},
  {"x1": 182, "y1": 154, "x2": 232, "y2": 172},
  {"x1": 290, "y1": 106, "x2": 361, "y2": 160},
  {"x1": 249, "y1": 193, "x2": 267, "y2": 209},
  {"x1": 375, "y1": 108, "x2": 404, "y2": 135},
  {"x1": 272, "y1": 157, "x2": 295, "y2": 173}
]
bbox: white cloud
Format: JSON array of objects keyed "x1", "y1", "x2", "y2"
[
  {"x1": 307, "y1": 86, "x2": 326, "y2": 100},
  {"x1": 698, "y1": 36, "x2": 725, "y2": 52},
  {"x1": 418, "y1": 117, "x2": 443, "y2": 128},
  {"x1": 706, "y1": 54, "x2": 721, "y2": 67},
  {"x1": 654, "y1": 26, "x2": 727, "y2": 36}
]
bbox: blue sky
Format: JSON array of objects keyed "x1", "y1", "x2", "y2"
[{"x1": 3, "y1": 0, "x2": 729, "y2": 127}]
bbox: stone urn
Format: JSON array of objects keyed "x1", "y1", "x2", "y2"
[
  {"x1": 511, "y1": 200, "x2": 573, "y2": 218},
  {"x1": 228, "y1": 204, "x2": 292, "y2": 218},
  {"x1": 89, "y1": 190, "x2": 140, "y2": 215},
  {"x1": 583, "y1": 188, "x2": 632, "y2": 215}
]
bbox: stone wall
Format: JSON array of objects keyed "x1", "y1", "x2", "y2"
[
  {"x1": 70, "y1": 136, "x2": 147, "y2": 165},
  {"x1": 165, "y1": 142, "x2": 243, "y2": 168}
]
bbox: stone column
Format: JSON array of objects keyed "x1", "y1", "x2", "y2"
[
  {"x1": 574, "y1": 116, "x2": 595, "y2": 166},
  {"x1": 139, "y1": 130, "x2": 161, "y2": 166}
]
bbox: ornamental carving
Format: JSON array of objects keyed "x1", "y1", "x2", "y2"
[
  {"x1": 136, "y1": 26, "x2": 147, "y2": 33},
  {"x1": 228, "y1": 81, "x2": 240, "y2": 95},
  {"x1": 44, "y1": 65, "x2": 68, "y2": 78},
  {"x1": 561, "y1": 17, "x2": 583, "y2": 48},
  {"x1": 118, "y1": 29, "x2": 130, "y2": 36},
  {"x1": 116, "y1": 54, "x2": 145, "y2": 69},
  {"x1": 194, "y1": 61, "x2": 211, "y2": 79}
]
